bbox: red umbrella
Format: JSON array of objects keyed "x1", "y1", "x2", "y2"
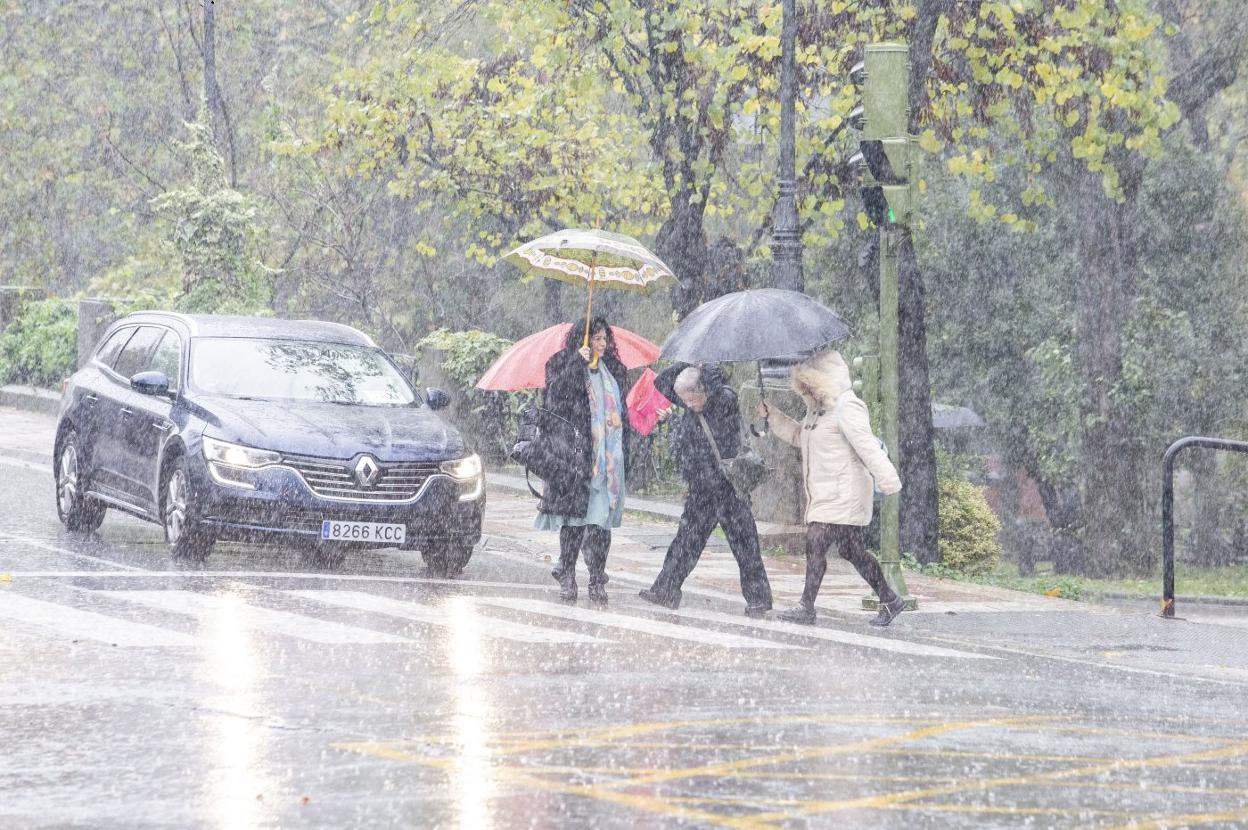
[{"x1": 476, "y1": 323, "x2": 661, "y2": 391}]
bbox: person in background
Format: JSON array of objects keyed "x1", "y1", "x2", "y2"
[
  {"x1": 535, "y1": 317, "x2": 630, "y2": 604},
  {"x1": 639, "y1": 363, "x2": 772, "y2": 617},
  {"x1": 758, "y1": 349, "x2": 904, "y2": 626}
]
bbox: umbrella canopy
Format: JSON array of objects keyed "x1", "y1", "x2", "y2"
[
  {"x1": 932, "y1": 403, "x2": 986, "y2": 430},
  {"x1": 476, "y1": 323, "x2": 661, "y2": 392},
  {"x1": 660, "y1": 288, "x2": 851, "y2": 364},
  {"x1": 504, "y1": 229, "x2": 677, "y2": 294}
]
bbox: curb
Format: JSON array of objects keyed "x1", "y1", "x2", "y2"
[
  {"x1": 0, "y1": 384, "x2": 60, "y2": 416},
  {"x1": 1091, "y1": 590, "x2": 1248, "y2": 609}
]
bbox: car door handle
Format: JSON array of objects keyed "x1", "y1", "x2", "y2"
[
  {"x1": 150, "y1": 422, "x2": 172, "y2": 432},
  {"x1": 120, "y1": 408, "x2": 132, "y2": 418},
  {"x1": 84, "y1": 394, "x2": 98, "y2": 404}
]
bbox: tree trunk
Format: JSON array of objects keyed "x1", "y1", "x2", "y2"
[
  {"x1": 656, "y1": 191, "x2": 709, "y2": 319},
  {"x1": 892, "y1": 0, "x2": 949, "y2": 566},
  {"x1": 200, "y1": 0, "x2": 238, "y2": 186},
  {"x1": 544, "y1": 279, "x2": 563, "y2": 326},
  {"x1": 1074, "y1": 169, "x2": 1151, "y2": 577},
  {"x1": 1033, "y1": 474, "x2": 1086, "y2": 574},
  {"x1": 897, "y1": 235, "x2": 939, "y2": 564},
  {"x1": 202, "y1": 0, "x2": 219, "y2": 132}
]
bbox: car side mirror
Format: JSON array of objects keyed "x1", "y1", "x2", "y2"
[
  {"x1": 426, "y1": 387, "x2": 450, "y2": 411},
  {"x1": 130, "y1": 371, "x2": 170, "y2": 397}
]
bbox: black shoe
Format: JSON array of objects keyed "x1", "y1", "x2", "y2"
[
  {"x1": 777, "y1": 604, "x2": 816, "y2": 625},
  {"x1": 588, "y1": 583, "x2": 608, "y2": 605},
  {"x1": 869, "y1": 596, "x2": 906, "y2": 627},
  {"x1": 638, "y1": 588, "x2": 680, "y2": 610},
  {"x1": 744, "y1": 603, "x2": 771, "y2": 619}
]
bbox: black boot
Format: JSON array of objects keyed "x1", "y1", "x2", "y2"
[
  {"x1": 554, "y1": 567, "x2": 577, "y2": 602},
  {"x1": 744, "y1": 601, "x2": 771, "y2": 619},
  {"x1": 869, "y1": 596, "x2": 906, "y2": 627},
  {"x1": 587, "y1": 581, "x2": 608, "y2": 605},
  {"x1": 778, "y1": 603, "x2": 816, "y2": 625},
  {"x1": 638, "y1": 588, "x2": 680, "y2": 610}
]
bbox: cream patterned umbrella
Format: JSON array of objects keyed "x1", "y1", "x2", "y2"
[{"x1": 504, "y1": 229, "x2": 677, "y2": 355}]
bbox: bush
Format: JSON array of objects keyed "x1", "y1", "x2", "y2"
[
  {"x1": 0, "y1": 297, "x2": 78, "y2": 388},
  {"x1": 415, "y1": 329, "x2": 516, "y2": 462},
  {"x1": 937, "y1": 478, "x2": 1003, "y2": 575},
  {"x1": 414, "y1": 328, "x2": 512, "y2": 390}
]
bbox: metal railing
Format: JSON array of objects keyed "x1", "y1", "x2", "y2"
[{"x1": 1161, "y1": 435, "x2": 1248, "y2": 618}]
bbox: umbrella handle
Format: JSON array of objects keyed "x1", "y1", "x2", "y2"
[
  {"x1": 584, "y1": 253, "x2": 598, "y2": 369},
  {"x1": 751, "y1": 360, "x2": 769, "y2": 438}
]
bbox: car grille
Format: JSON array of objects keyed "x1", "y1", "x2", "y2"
[{"x1": 283, "y1": 454, "x2": 443, "y2": 502}]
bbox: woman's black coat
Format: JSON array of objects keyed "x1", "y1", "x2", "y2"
[{"x1": 535, "y1": 347, "x2": 630, "y2": 518}]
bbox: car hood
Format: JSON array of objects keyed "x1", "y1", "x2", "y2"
[{"x1": 193, "y1": 396, "x2": 468, "y2": 461}]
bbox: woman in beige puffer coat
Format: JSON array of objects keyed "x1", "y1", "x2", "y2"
[{"x1": 759, "y1": 350, "x2": 905, "y2": 626}]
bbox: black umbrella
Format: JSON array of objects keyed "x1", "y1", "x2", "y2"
[{"x1": 660, "y1": 288, "x2": 851, "y2": 435}]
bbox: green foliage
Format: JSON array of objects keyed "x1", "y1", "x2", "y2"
[
  {"x1": 0, "y1": 298, "x2": 77, "y2": 387},
  {"x1": 937, "y1": 478, "x2": 1003, "y2": 575},
  {"x1": 152, "y1": 120, "x2": 272, "y2": 314},
  {"x1": 414, "y1": 329, "x2": 512, "y2": 391}
]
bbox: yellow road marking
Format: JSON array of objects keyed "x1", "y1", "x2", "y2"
[
  {"x1": 667, "y1": 795, "x2": 1145, "y2": 818},
  {"x1": 443, "y1": 713, "x2": 960, "y2": 756},
  {"x1": 335, "y1": 714, "x2": 1248, "y2": 829},
  {"x1": 336, "y1": 740, "x2": 784, "y2": 830},
  {"x1": 780, "y1": 738, "x2": 1248, "y2": 821},
  {"x1": 1101, "y1": 807, "x2": 1248, "y2": 830},
  {"x1": 597, "y1": 715, "x2": 1066, "y2": 789}
]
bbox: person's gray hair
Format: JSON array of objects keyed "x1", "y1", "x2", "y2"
[{"x1": 673, "y1": 366, "x2": 703, "y2": 396}]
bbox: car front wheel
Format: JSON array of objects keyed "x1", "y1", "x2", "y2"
[
  {"x1": 56, "y1": 432, "x2": 106, "y2": 533},
  {"x1": 162, "y1": 454, "x2": 214, "y2": 562},
  {"x1": 423, "y1": 541, "x2": 473, "y2": 579}
]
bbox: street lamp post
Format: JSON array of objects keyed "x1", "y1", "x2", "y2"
[{"x1": 771, "y1": 0, "x2": 803, "y2": 293}]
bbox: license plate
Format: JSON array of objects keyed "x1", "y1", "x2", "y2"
[{"x1": 320, "y1": 520, "x2": 406, "y2": 544}]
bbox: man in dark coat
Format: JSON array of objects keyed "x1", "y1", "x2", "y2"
[
  {"x1": 533, "y1": 319, "x2": 630, "y2": 603},
  {"x1": 639, "y1": 363, "x2": 772, "y2": 616}
]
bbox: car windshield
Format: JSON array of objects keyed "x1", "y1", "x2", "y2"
[{"x1": 190, "y1": 337, "x2": 416, "y2": 406}]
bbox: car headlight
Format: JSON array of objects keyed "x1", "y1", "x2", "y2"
[
  {"x1": 202, "y1": 436, "x2": 281, "y2": 469},
  {"x1": 441, "y1": 453, "x2": 482, "y2": 480}
]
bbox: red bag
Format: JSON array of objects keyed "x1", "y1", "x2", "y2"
[{"x1": 626, "y1": 369, "x2": 672, "y2": 437}]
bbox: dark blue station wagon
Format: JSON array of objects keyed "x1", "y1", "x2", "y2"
[{"x1": 54, "y1": 312, "x2": 484, "y2": 574}]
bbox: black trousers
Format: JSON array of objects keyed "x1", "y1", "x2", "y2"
[
  {"x1": 649, "y1": 482, "x2": 772, "y2": 606},
  {"x1": 556, "y1": 525, "x2": 611, "y2": 587},
  {"x1": 802, "y1": 522, "x2": 897, "y2": 607}
]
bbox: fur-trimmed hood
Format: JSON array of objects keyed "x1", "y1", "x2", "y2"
[{"x1": 791, "y1": 349, "x2": 852, "y2": 407}]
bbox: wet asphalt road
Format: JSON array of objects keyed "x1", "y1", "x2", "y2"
[{"x1": 2, "y1": 455, "x2": 1248, "y2": 829}]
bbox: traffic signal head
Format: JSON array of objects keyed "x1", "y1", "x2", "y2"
[
  {"x1": 849, "y1": 43, "x2": 915, "y2": 228},
  {"x1": 848, "y1": 44, "x2": 910, "y2": 139}
]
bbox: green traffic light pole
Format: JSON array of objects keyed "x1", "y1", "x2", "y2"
[
  {"x1": 864, "y1": 224, "x2": 915, "y2": 611},
  {"x1": 855, "y1": 42, "x2": 915, "y2": 611}
]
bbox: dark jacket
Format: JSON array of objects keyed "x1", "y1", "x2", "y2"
[
  {"x1": 654, "y1": 362, "x2": 740, "y2": 491},
  {"x1": 536, "y1": 346, "x2": 630, "y2": 517}
]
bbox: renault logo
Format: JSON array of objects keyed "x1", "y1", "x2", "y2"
[{"x1": 354, "y1": 455, "x2": 381, "y2": 487}]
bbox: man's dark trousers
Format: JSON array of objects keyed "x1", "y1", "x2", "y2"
[{"x1": 649, "y1": 479, "x2": 772, "y2": 607}]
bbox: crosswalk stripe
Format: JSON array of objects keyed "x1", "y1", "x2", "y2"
[
  {"x1": 287, "y1": 590, "x2": 612, "y2": 645},
  {"x1": 0, "y1": 592, "x2": 195, "y2": 647},
  {"x1": 0, "y1": 533, "x2": 145, "y2": 572},
  {"x1": 478, "y1": 597, "x2": 804, "y2": 650},
  {"x1": 666, "y1": 607, "x2": 997, "y2": 660},
  {"x1": 105, "y1": 590, "x2": 410, "y2": 645}
]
